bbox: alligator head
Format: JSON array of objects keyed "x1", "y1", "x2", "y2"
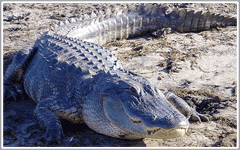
[{"x1": 82, "y1": 70, "x2": 189, "y2": 140}]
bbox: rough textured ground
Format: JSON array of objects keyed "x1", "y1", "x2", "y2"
[{"x1": 3, "y1": 3, "x2": 237, "y2": 147}]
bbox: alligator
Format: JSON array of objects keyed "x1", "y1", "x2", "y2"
[{"x1": 3, "y1": 3, "x2": 236, "y2": 145}]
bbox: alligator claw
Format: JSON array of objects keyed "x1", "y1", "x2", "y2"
[
  {"x1": 4, "y1": 84, "x2": 24, "y2": 101},
  {"x1": 4, "y1": 85, "x2": 18, "y2": 100},
  {"x1": 38, "y1": 128, "x2": 63, "y2": 146},
  {"x1": 198, "y1": 113, "x2": 209, "y2": 122},
  {"x1": 190, "y1": 110, "x2": 209, "y2": 122}
]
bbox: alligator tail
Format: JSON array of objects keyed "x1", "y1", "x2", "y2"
[{"x1": 52, "y1": 4, "x2": 237, "y2": 45}]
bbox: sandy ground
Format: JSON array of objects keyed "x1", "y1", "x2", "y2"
[{"x1": 3, "y1": 3, "x2": 237, "y2": 147}]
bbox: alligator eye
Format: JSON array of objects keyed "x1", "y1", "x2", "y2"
[
  {"x1": 130, "y1": 87, "x2": 138, "y2": 94},
  {"x1": 130, "y1": 118, "x2": 142, "y2": 124}
]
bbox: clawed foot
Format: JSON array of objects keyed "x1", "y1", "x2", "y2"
[
  {"x1": 4, "y1": 84, "x2": 24, "y2": 101},
  {"x1": 34, "y1": 99, "x2": 64, "y2": 146},
  {"x1": 163, "y1": 91, "x2": 209, "y2": 123},
  {"x1": 189, "y1": 109, "x2": 209, "y2": 122},
  {"x1": 22, "y1": 113, "x2": 64, "y2": 146},
  {"x1": 38, "y1": 128, "x2": 63, "y2": 146}
]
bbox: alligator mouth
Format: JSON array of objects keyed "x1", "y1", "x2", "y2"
[{"x1": 146, "y1": 126, "x2": 188, "y2": 139}]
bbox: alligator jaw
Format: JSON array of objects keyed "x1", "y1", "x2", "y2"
[
  {"x1": 146, "y1": 125, "x2": 189, "y2": 139},
  {"x1": 146, "y1": 115, "x2": 189, "y2": 139}
]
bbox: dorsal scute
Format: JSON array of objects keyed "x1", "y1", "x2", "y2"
[{"x1": 38, "y1": 32, "x2": 122, "y2": 74}]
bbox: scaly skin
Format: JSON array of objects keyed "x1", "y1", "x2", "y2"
[
  {"x1": 53, "y1": 4, "x2": 236, "y2": 45},
  {"x1": 4, "y1": 4, "x2": 236, "y2": 145}
]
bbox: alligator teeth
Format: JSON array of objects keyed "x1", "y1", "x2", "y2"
[
  {"x1": 65, "y1": 20, "x2": 69, "y2": 24},
  {"x1": 83, "y1": 14, "x2": 89, "y2": 19},
  {"x1": 105, "y1": 8, "x2": 111, "y2": 16},
  {"x1": 69, "y1": 18, "x2": 76, "y2": 23},
  {"x1": 99, "y1": 10, "x2": 104, "y2": 15},
  {"x1": 77, "y1": 17, "x2": 82, "y2": 21},
  {"x1": 91, "y1": 11, "x2": 97, "y2": 18}
]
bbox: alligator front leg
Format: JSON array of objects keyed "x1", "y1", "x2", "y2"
[
  {"x1": 4, "y1": 46, "x2": 37, "y2": 101},
  {"x1": 34, "y1": 98, "x2": 64, "y2": 146},
  {"x1": 163, "y1": 92, "x2": 209, "y2": 122}
]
